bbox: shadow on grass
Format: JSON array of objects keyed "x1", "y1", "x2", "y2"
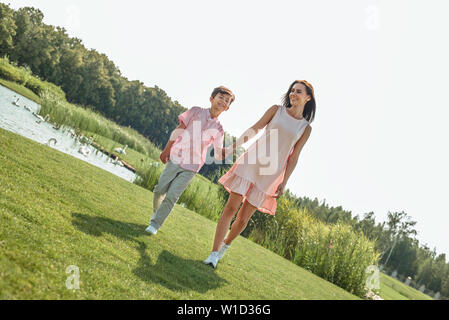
[
  {"x1": 134, "y1": 243, "x2": 227, "y2": 293},
  {"x1": 71, "y1": 213, "x2": 227, "y2": 294},
  {"x1": 72, "y1": 212, "x2": 144, "y2": 241}
]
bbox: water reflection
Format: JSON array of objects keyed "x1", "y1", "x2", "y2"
[{"x1": 0, "y1": 85, "x2": 136, "y2": 183}]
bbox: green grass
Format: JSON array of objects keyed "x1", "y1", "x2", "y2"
[
  {"x1": 0, "y1": 78, "x2": 41, "y2": 104},
  {"x1": 38, "y1": 89, "x2": 159, "y2": 158},
  {"x1": 81, "y1": 130, "x2": 160, "y2": 171},
  {"x1": 0, "y1": 128, "x2": 360, "y2": 300},
  {"x1": 378, "y1": 273, "x2": 433, "y2": 300},
  {"x1": 0, "y1": 57, "x2": 65, "y2": 100},
  {"x1": 250, "y1": 204, "x2": 380, "y2": 297}
]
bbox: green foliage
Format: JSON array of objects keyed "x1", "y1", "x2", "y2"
[
  {"x1": 38, "y1": 88, "x2": 157, "y2": 157},
  {"x1": 0, "y1": 128, "x2": 361, "y2": 300},
  {"x1": 379, "y1": 273, "x2": 433, "y2": 300},
  {"x1": 0, "y1": 56, "x2": 65, "y2": 98},
  {"x1": 135, "y1": 164, "x2": 227, "y2": 222},
  {"x1": 1, "y1": 1, "x2": 235, "y2": 183},
  {"x1": 0, "y1": 78, "x2": 41, "y2": 104},
  {"x1": 1, "y1": 2, "x2": 447, "y2": 299},
  {"x1": 0, "y1": 3, "x2": 16, "y2": 56},
  {"x1": 283, "y1": 191, "x2": 354, "y2": 224},
  {"x1": 249, "y1": 197, "x2": 380, "y2": 297},
  {"x1": 0, "y1": 4, "x2": 185, "y2": 149}
]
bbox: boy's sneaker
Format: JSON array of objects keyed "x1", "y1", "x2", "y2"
[
  {"x1": 203, "y1": 252, "x2": 219, "y2": 269},
  {"x1": 217, "y1": 243, "x2": 231, "y2": 260},
  {"x1": 145, "y1": 225, "x2": 158, "y2": 235}
]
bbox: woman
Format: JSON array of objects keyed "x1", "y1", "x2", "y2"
[{"x1": 204, "y1": 80, "x2": 316, "y2": 268}]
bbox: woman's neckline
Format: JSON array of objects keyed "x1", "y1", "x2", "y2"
[{"x1": 285, "y1": 106, "x2": 304, "y2": 121}]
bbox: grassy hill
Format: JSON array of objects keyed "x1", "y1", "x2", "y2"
[
  {"x1": 378, "y1": 273, "x2": 433, "y2": 300},
  {"x1": 0, "y1": 128, "x2": 361, "y2": 300}
]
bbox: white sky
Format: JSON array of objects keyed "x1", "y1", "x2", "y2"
[{"x1": 7, "y1": 0, "x2": 449, "y2": 260}]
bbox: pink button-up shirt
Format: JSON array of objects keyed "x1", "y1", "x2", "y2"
[{"x1": 170, "y1": 107, "x2": 225, "y2": 173}]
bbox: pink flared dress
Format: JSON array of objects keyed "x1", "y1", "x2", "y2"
[{"x1": 218, "y1": 105, "x2": 310, "y2": 215}]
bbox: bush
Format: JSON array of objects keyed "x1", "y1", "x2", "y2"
[
  {"x1": 0, "y1": 56, "x2": 65, "y2": 99},
  {"x1": 249, "y1": 197, "x2": 380, "y2": 297}
]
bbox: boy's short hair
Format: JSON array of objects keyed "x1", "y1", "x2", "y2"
[{"x1": 211, "y1": 86, "x2": 235, "y2": 105}]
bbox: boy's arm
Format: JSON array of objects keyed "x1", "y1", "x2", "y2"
[
  {"x1": 160, "y1": 122, "x2": 187, "y2": 164},
  {"x1": 213, "y1": 132, "x2": 227, "y2": 161}
]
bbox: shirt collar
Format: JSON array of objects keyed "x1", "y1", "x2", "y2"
[{"x1": 207, "y1": 108, "x2": 217, "y2": 122}]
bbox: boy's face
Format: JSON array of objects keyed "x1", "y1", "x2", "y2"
[{"x1": 209, "y1": 92, "x2": 232, "y2": 115}]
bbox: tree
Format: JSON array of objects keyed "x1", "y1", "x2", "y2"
[
  {"x1": 0, "y1": 3, "x2": 16, "y2": 57},
  {"x1": 76, "y1": 49, "x2": 116, "y2": 113},
  {"x1": 441, "y1": 275, "x2": 449, "y2": 298},
  {"x1": 52, "y1": 34, "x2": 85, "y2": 99},
  {"x1": 417, "y1": 258, "x2": 433, "y2": 287},
  {"x1": 387, "y1": 237, "x2": 419, "y2": 276},
  {"x1": 11, "y1": 7, "x2": 47, "y2": 74},
  {"x1": 382, "y1": 211, "x2": 418, "y2": 268},
  {"x1": 428, "y1": 254, "x2": 447, "y2": 293}
]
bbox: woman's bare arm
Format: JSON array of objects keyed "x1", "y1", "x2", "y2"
[{"x1": 233, "y1": 105, "x2": 279, "y2": 149}]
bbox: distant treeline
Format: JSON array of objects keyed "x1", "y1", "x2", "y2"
[
  {"x1": 280, "y1": 195, "x2": 449, "y2": 298},
  {"x1": 1, "y1": 3, "x2": 447, "y2": 299},
  {"x1": 0, "y1": 5, "x2": 182, "y2": 147},
  {"x1": 0, "y1": 3, "x2": 235, "y2": 179}
]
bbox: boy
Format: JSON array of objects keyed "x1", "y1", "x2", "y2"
[{"x1": 145, "y1": 86, "x2": 235, "y2": 235}]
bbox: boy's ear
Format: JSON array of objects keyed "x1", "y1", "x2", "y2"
[{"x1": 210, "y1": 96, "x2": 214, "y2": 104}]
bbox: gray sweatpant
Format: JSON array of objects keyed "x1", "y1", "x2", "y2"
[{"x1": 149, "y1": 160, "x2": 196, "y2": 230}]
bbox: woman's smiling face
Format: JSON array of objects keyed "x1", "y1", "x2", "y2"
[{"x1": 289, "y1": 82, "x2": 311, "y2": 107}]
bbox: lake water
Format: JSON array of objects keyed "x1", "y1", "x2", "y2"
[{"x1": 0, "y1": 84, "x2": 136, "y2": 183}]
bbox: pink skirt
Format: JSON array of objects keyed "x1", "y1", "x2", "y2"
[{"x1": 218, "y1": 171, "x2": 277, "y2": 216}]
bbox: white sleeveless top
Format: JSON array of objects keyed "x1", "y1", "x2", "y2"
[{"x1": 218, "y1": 105, "x2": 310, "y2": 215}]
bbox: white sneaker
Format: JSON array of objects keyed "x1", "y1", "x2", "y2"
[
  {"x1": 145, "y1": 225, "x2": 158, "y2": 235},
  {"x1": 203, "y1": 252, "x2": 219, "y2": 269},
  {"x1": 217, "y1": 243, "x2": 231, "y2": 260}
]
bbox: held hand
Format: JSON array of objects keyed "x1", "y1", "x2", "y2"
[
  {"x1": 274, "y1": 182, "x2": 286, "y2": 199},
  {"x1": 222, "y1": 146, "x2": 234, "y2": 159}
]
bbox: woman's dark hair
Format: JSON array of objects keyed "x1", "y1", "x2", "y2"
[{"x1": 282, "y1": 80, "x2": 316, "y2": 123}]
